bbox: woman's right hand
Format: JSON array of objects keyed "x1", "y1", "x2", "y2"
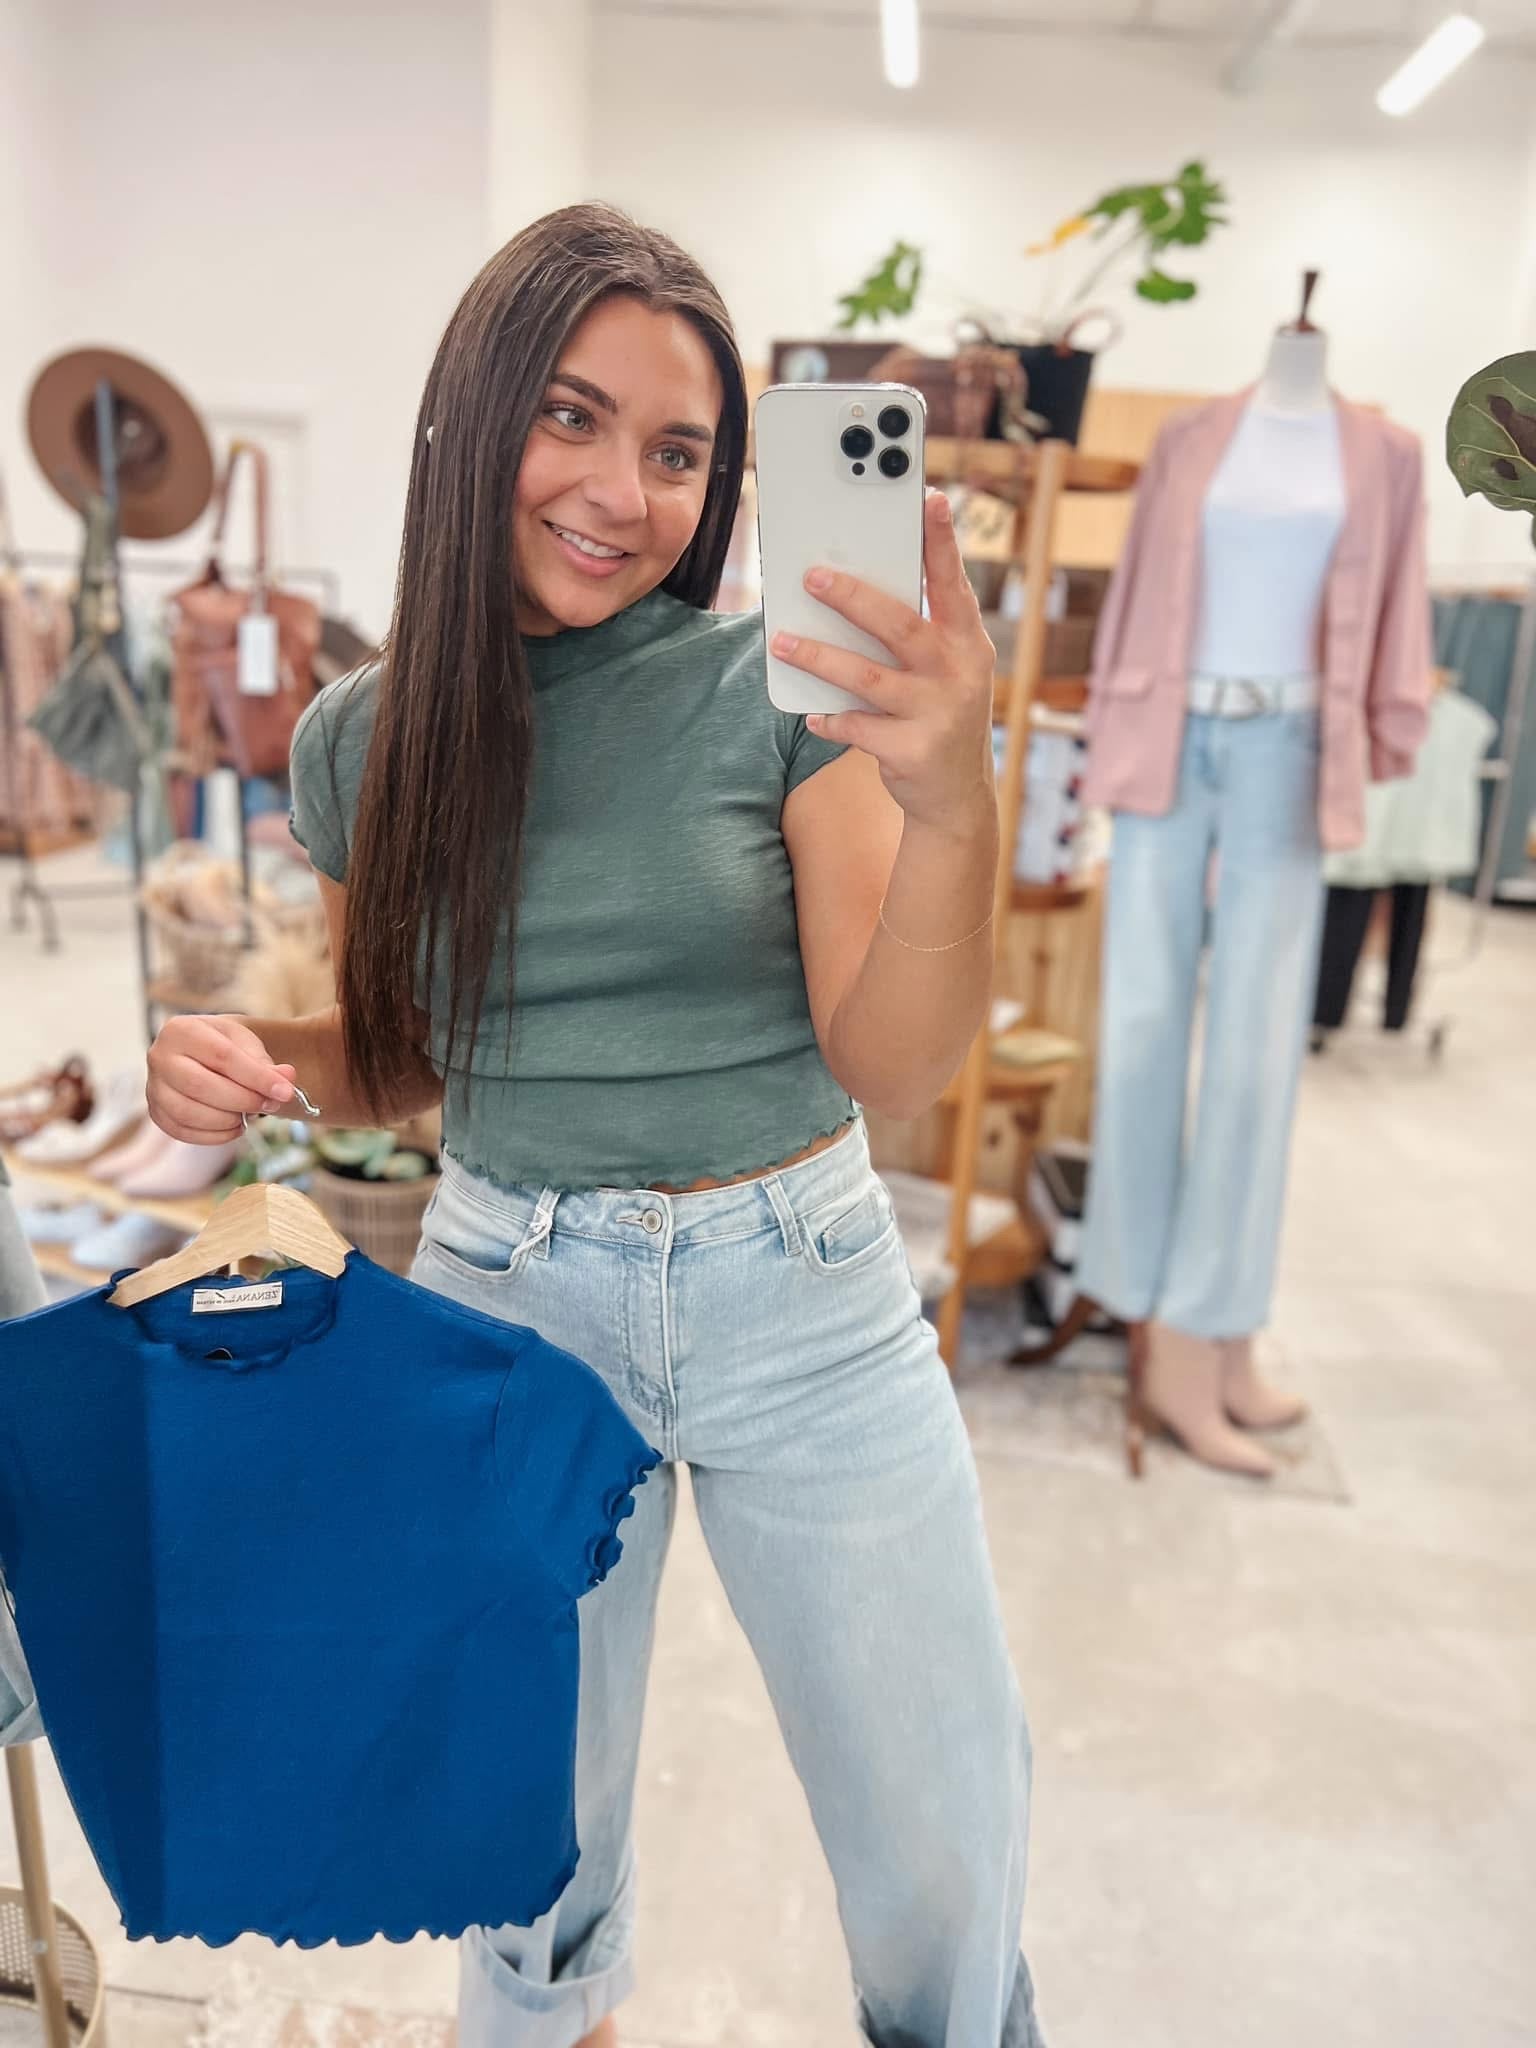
[{"x1": 146, "y1": 1015, "x2": 298, "y2": 1145}]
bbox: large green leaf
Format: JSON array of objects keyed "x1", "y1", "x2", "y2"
[
  {"x1": 1085, "y1": 160, "x2": 1228, "y2": 256},
  {"x1": 834, "y1": 241, "x2": 924, "y2": 332},
  {"x1": 1136, "y1": 269, "x2": 1198, "y2": 303},
  {"x1": 1447, "y1": 353, "x2": 1536, "y2": 549}
]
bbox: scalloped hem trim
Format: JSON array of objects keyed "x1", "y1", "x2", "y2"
[
  {"x1": 121, "y1": 1858, "x2": 580, "y2": 1949},
  {"x1": 443, "y1": 1109, "x2": 861, "y2": 1198},
  {"x1": 585, "y1": 1444, "x2": 665, "y2": 1590}
]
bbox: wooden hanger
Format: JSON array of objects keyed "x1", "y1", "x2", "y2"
[
  {"x1": 108, "y1": 1182, "x2": 352, "y2": 1308},
  {"x1": 1292, "y1": 268, "x2": 1321, "y2": 334}
]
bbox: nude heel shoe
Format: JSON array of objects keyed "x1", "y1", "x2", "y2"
[
  {"x1": 1133, "y1": 1322, "x2": 1276, "y2": 1480},
  {"x1": 1219, "y1": 1335, "x2": 1308, "y2": 1431}
]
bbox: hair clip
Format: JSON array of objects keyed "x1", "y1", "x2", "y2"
[{"x1": 425, "y1": 423, "x2": 435, "y2": 445}]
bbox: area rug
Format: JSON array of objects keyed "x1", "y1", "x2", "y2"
[{"x1": 950, "y1": 1287, "x2": 1352, "y2": 1504}]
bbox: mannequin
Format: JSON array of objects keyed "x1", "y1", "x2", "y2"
[{"x1": 1077, "y1": 280, "x2": 1432, "y2": 1477}]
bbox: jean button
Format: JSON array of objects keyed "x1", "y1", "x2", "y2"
[{"x1": 641, "y1": 1209, "x2": 664, "y2": 1233}]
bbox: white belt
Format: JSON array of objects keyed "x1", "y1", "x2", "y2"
[{"x1": 1187, "y1": 674, "x2": 1320, "y2": 718}]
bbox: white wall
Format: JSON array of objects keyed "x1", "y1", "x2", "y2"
[
  {"x1": 0, "y1": 0, "x2": 64, "y2": 556},
  {"x1": 590, "y1": 14, "x2": 1536, "y2": 580},
  {"x1": 5, "y1": 0, "x2": 494, "y2": 633},
  {"x1": 488, "y1": 0, "x2": 592, "y2": 245}
]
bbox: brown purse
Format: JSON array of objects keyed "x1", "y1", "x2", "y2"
[{"x1": 170, "y1": 441, "x2": 320, "y2": 781}]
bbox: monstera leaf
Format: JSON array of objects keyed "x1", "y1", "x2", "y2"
[{"x1": 1447, "y1": 352, "x2": 1536, "y2": 547}]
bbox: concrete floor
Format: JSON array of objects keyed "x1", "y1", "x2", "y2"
[{"x1": 2, "y1": 847, "x2": 1533, "y2": 2047}]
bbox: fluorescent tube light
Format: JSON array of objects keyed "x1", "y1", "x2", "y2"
[
  {"x1": 1376, "y1": 13, "x2": 1485, "y2": 116},
  {"x1": 882, "y1": 0, "x2": 919, "y2": 89}
]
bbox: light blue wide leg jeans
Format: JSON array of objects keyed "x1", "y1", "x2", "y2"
[{"x1": 1076, "y1": 710, "x2": 1326, "y2": 1338}]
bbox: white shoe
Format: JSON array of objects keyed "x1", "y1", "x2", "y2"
[
  {"x1": 19, "y1": 1202, "x2": 107, "y2": 1246},
  {"x1": 70, "y1": 1212, "x2": 188, "y2": 1274},
  {"x1": 16, "y1": 1071, "x2": 147, "y2": 1168}
]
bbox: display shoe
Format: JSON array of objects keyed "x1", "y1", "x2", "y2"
[
  {"x1": 71, "y1": 1211, "x2": 188, "y2": 1274},
  {"x1": 91, "y1": 1117, "x2": 178, "y2": 1184},
  {"x1": 1133, "y1": 1321, "x2": 1276, "y2": 1479},
  {"x1": 1219, "y1": 1335, "x2": 1309, "y2": 1432},
  {"x1": 0, "y1": 1056, "x2": 94, "y2": 1145},
  {"x1": 117, "y1": 1136, "x2": 242, "y2": 1201},
  {"x1": 18, "y1": 1202, "x2": 108, "y2": 1246},
  {"x1": 15, "y1": 1070, "x2": 147, "y2": 1168}
]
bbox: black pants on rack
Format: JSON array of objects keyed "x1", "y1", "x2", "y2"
[{"x1": 1313, "y1": 883, "x2": 1430, "y2": 1032}]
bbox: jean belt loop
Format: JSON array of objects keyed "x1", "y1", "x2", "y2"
[
  {"x1": 761, "y1": 1172, "x2": 802, "y2": 1260},
  {"x1": 526, "y1": 1188, "x2": 558, "y2": 1261}
]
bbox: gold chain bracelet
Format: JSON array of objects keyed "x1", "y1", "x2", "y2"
[{"x1": 877, "y1": 898, "x2": 995, "y2": 953}]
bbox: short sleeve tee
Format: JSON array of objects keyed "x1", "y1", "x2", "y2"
[
  {"x1": 287, "y1": 592, "x2": 857, "y2": 1191},
  {"x1": 0, "y1": 1253, "x2": 659, "y2": 1945}
]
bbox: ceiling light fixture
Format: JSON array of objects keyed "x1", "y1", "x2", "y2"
[
  {"x1": 1376, "y1": 12, "x2": 1486, "y2": 117},
  {"x1": 881, "y1": 0, "x2": 920, "y2": 89}
]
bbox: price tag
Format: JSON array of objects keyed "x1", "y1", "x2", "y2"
[{"x1": 238, "y1": 612, "x2": 279, "y2": 696}]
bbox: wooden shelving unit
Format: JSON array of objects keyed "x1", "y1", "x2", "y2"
[
  {"x1": 924, "y1": 437, "x2": 1138, "y2": 499},
  {"x1": 927, "y1": 436, "x2": 1139, "y2": 1369},
  {"x1": 2, "y1": 1145, "x2": 224, "y2": 1288}
]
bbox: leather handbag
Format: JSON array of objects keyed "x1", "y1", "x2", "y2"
[{"x1": 170, "y1": 441, "x2": 320, "y2": 780}]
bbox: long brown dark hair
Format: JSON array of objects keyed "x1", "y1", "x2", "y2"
[{"x1": 340, "y1": 203, "x2": 748, "y2": 1116}]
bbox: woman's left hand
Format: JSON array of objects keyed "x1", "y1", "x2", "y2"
[{"x1": 769, "y1": 489, "x2": 998, "y2": 837}]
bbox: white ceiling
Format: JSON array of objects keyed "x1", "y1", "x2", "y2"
[{"x1": 596, "y1": 0, "x2": 1536, "y2": 50}]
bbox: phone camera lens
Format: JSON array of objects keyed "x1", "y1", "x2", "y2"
[
  {"x1": 878, "y1": 446, "x2": 910, "y2": 480},
  {"x1": 877, "y1": 405, "x2": 911, "y2": 439},
  {"x1": 840, "y1": 425, "x2": 875, "y2": 460}
]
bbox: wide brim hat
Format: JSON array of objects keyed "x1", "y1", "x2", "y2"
[{"x1": 27, "y1": 345, "x2": 214, "y2": 541}]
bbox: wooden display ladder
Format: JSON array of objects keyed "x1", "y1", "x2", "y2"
[{"x1": 920, "y1": 435, "x2": 1140, "y2": 1368}]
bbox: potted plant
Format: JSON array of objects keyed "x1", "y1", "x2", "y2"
[
  {"x1": 306, "y1": 1125, "x2": 439, "y2": 1278},
  {"x1": 834, "y1": 161, "x2": 1229, "y2": 445},
  {"x1": 832, "y1": 243, "x2": 1029, "y2": 441},
  {"x1": 1009, "y1": 160, "x2": 1229, "y2": 441}
]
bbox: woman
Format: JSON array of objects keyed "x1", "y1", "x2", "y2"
[{"x1": 146, "y1": 204, "x2": 1043, "y2": 2048}]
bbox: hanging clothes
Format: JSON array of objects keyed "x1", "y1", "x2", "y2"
[
  {"x1": 0, "y1": 1250, "x2": 659, "y2": 1945},
  {"x1": 1312, "y1": 687, "x2": 1496, "y2": 1031},
  {"x1": 1432, "y1": 592, "x2": 1536, "y2": 896},
  {"x1": 1313, "y1": 883, "x2": 1430, "y2": 1033},
  {"x1": 0, "y1": 571, "x2": 95, "y2": 841}
]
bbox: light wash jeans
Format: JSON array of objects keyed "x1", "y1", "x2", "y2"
[
  {"x1": 1, "y1": 1179, "x2": 47, "y2": 1746},
  {"x1": 412, "y1": 1117, "x2": 1043, "y2": 2048},
  {"x1": 1076, "y1": 710, "x2": 1326, "y2": 1338}
]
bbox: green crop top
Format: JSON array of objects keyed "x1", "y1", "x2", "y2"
[{"x1": 287, "y1": 589, "x2": 858, "y2": 1190}]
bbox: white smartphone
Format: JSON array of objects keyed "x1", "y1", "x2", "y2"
[{"x1": 754, "y1": 381, "x2": 927, "y2": 716}]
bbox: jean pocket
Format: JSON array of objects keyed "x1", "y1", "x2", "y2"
[
  {"x1": 801, "y1": 1177, "x2": 901, "y2": 1275},
  {"x1": 417, "y1": 1183, "x2": 546, "y2": 1287}
]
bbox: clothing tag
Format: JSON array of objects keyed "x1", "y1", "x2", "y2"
[
  {"x1": 237, "y1": 612, "x2": 279, "y2": 696},
  {"x1": 191, "y1": 1281, "x2": 284, "y2": 1314}
]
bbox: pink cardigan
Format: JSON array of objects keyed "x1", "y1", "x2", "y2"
[{"x1": 1082, "y1": 391, "x2": 1433, "y2": 851}]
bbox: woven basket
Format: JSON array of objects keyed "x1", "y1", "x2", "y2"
[
  {"x1": 0, "y1": 1886, "x2": 106, "y2": 2047},
  {"x1": 145, "y1": 898, "x2": 326, "y2": 1005},
  {"x1": 308, "y1": 1166, "x2": 438, "y2": 1277}
]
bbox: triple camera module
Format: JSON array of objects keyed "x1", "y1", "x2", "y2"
[{"x1": 840, "y1": 403, "x2": 911, "y2": 480}]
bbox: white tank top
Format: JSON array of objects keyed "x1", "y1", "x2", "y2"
[{"x1": 1188, "y1": 400, "x2": 1346, "y2": 681}]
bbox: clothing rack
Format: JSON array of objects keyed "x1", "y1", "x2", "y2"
[
  {"x1": 11, "y1": 547, "x2": 340, "y2": 613},
  {"x1": 1314, "y1": 573, "x2": 1535, "y2": 1062}
]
